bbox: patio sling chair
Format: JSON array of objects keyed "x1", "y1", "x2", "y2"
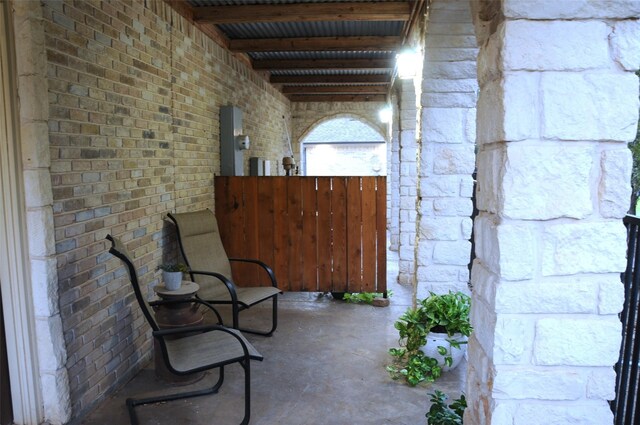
[
  {"x1": 105, "y1": 235, "x2": 263, "y2": 425},
  {"x1": 168, "y1": 209, "x2": 281, "y2": 336}
]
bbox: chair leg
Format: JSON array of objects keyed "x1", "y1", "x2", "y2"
[
  {"x1": 237, "y1": 295, "x2": 278, "y2": 337},
  {"x1": 241, "y1": 359, "x2": 251, "y2": 425},
  {"x1": 126, "y1": 367, "x2": 225, "y2": 425}
]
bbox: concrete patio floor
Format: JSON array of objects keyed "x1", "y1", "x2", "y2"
[{"x1": 78, "y1": 252, "x2": 465, "y2": 425}]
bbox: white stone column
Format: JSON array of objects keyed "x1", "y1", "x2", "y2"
[
  {"x1": 398, "y1": 78, "x2": 420, "y2": 286},
  {"x1": 12, "y1": 1, "x2": 71, "y2": 423},
  {"x1": 389, "y1": 93, "x2": 400, "y2": 251},
  {"x1": 467, "y1": 1, "x2": 639, "y2": 424},
  {"x1": 416, "y1": 0, "x2": 477, "y2": 298}
]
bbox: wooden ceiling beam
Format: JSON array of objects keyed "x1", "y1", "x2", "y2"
[
  {"x1": 402, "y1": 0, "x2": 427, "y2": 44},
  {"x1": 229, "y1": 36, "x2": 402, "y2": 52},
  {"x1": 253, "y1": 58, "x2": 394, "y2": 70},
  {"x1": 194, "y1": 2, "x2": 412, "y2": 24},
  {"x1": 164, "y1": 0, "x2": 230, "y2": 49},
  {"x1": 270, "y1": 74, "x2": 389, "y2": 84},
  {"x1": 282, "y1": 85, "x2": 388, "y2": 94},
  {"x1": 287, "y1": 94, "x2": 387, "y2": 102}
]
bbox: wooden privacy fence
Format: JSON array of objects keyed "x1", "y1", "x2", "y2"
[{"x1": 214, "y1": 176, "x2": 387, "y2": 294}]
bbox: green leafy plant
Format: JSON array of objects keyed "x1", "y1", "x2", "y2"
[
  {"x1": 387, "y1": 351, "x2": 441, "y2": 386},
  {"x1": 343, "y1": 290, "x2": 393, "y2": 304},
  {"x1": 426, "y1": 390, "x2": 466, "y2": 425},
  {"x1": 387, "y1": 291, "x2": 471, "y2": 386},
  {"x1": 157, "y1": 263, "x2": 189, "y2": 273},
  {"x1": 420, "y1": 291, "x2": 472, "y2": 336}
]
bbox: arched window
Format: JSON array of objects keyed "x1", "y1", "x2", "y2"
[{"x1": 301, "y1": 117, "x2": 386, "y2": 176}]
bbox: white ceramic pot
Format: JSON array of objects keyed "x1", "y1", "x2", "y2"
[
  {"x1": 421, "y1": 332, "x2": 468, "y2": 372},
  {"x1": 163, "y1": 271, "x2": 183, "y2": 291}
]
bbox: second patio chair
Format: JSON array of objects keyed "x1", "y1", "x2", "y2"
[{"x1": 168, "y1": 209, "x2": 281, "y2": 336}]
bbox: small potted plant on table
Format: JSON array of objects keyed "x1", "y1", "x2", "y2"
[
  {"x1": 387, "y1": 291, "x2": 472, "y2": 386},
  {"x1": 158, "y1": 263, "x2": 189, "y2": 291}
]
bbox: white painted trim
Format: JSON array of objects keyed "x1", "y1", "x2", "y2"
[{"x1": 0, "y1": 3, "x2": 43, "y2": 423}]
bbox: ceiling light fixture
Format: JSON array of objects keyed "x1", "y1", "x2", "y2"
[
  {"x1": 378, "y1": 106, "x2": 393, "y2": 123},
  {"x1": 396, "y1": 48, "x2": 422, "y2": 79}
]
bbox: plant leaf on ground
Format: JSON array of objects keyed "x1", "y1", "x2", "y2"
[{"x1": 343, "y1": 290, "x2": 393, "y2": 304}]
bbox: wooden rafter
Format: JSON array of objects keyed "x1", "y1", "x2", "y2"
[
  {"x1": 253, "y1": 58, "x2": 394, "y2": 70},
  {"x1": 169, "y1": 0, "x2": 407, "y2": 101},
  {"x1": 193, "y1": 2, "x2": 412, "y2": 24},
  {"x1": 270, "y1": 74, "x2": 389, "y2": 84},
  {"x1": 402, "y1": 0, "x2": 427, "y2": 44},
  {"x1": 164, "y1": 0, "x2": 230, "y2": 49},
  {"x1": 287, "y1": 94, "x2": 387, "y2": 102},
  {"x1": 282, "y1": 85, "x2": 388, "y2": 94},
  {"x1": 229, "y1": 36, "x2": 402, "y2": 52}
]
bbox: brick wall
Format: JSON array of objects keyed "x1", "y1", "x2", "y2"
[{"x1": 43, "y1": 0, "x2": 290, "y2": 417}]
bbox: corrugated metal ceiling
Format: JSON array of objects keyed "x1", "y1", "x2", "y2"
[
  {"x1": 249, "y1": 51, "x2": 395, "y2": 60},
  {"x1": 182, "y1": 0, "x2": 417, "y2": 101},
  {"x1": 270, "y1": 69, "x2": 389, "y2": 76},
  {"x1": 217, "y1": 21, "x2": 403, "y2": 39}
]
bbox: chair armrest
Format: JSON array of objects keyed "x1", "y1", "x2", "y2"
[
  {"x1": 188, "y1": 270, "x2": 239, "y2": 304},
  {"x1": 150, "y1": 298, "x2": 223, "y2": 324},
  {"x1": 154, "y1": 323, "x2": 227, "y2": 337},
  {"x1": 153, "y1": 324, "x2": 252, "y2": 359},
  {"x1": 228, "y1": 258, "x2": 279, "y2": 288}
]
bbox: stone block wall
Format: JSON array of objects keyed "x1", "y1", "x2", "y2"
[
  {"x1": 397, "y1": 78, "x2": 420, "y2": 286},
  {"x1": 467, "y1": 1, "x2": 639, "y2": 424},
  {"x1": 389, "y1": 93, "x2": 400, "y2": 251},
  {"x1": 11, "y1": 1, "x2": 72, "y2": 423},
  {"x1": 416, "y1": 0, "x2": 477, "y2": 298},
  {"x1": 42, "y1": 0, "x2": 290, "y2": 418}
]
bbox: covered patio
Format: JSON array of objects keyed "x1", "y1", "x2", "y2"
[
  {"x1": 1, "y1": 1, "x2": 639, "y2": 424},
  {"x1": 78, "y1": 251, "x2": 465, "y2": 425}
]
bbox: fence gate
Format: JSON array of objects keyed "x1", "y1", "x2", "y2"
[
  {"x1": 214, "y1": 176, "x2": 387, "y2": 294},
  {"x1": 613, "y1": 214, "x2": 640, "y2": 424}
]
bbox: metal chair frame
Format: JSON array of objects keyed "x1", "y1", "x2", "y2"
[{"x1": 106, "y1": 235, "x2": 263, "y2": 425}]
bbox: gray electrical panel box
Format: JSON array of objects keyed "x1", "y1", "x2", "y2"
[{"x1": 220, "y1": 106, "x2": 244, "y2": 176}]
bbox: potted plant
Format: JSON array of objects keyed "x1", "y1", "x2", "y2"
[
  {"x1": 420, "y1": 291, "x2": 472, "y2": 371},
  {"x1": 158, "y1": 263, "x2": 189, "y2": 290},
  {"x1": 387, "y1": 291, "x2": 472, "y2": 386}
]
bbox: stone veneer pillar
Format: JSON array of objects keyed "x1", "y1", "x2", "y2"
[
  {"x1": 389, "y1": 93, "x2": 400, "y2": 252},
  {"x1": 398, "y1": 78, "x2": 420, "y2": 286},
  {"x1": 12, "y1": 1, "x2": 71, "y2": 423},
  {"x1": 416, "y1": 0, "x2": 477, "y2": 298},
  {"x1": 466, "y1": 1, "x2": 639, "y2": 424}
]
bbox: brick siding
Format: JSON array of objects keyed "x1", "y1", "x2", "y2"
[{"x1": 43, "y1": 0, "x2": 290, "y2": 417}]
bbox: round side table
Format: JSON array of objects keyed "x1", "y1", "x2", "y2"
[{"x1": 153, "y1": 281, "x2": 204, "y2": 384}]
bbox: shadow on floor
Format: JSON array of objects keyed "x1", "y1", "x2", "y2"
[{"x1": 80, "y1": 252, "x2": 465, "y2": 425}]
